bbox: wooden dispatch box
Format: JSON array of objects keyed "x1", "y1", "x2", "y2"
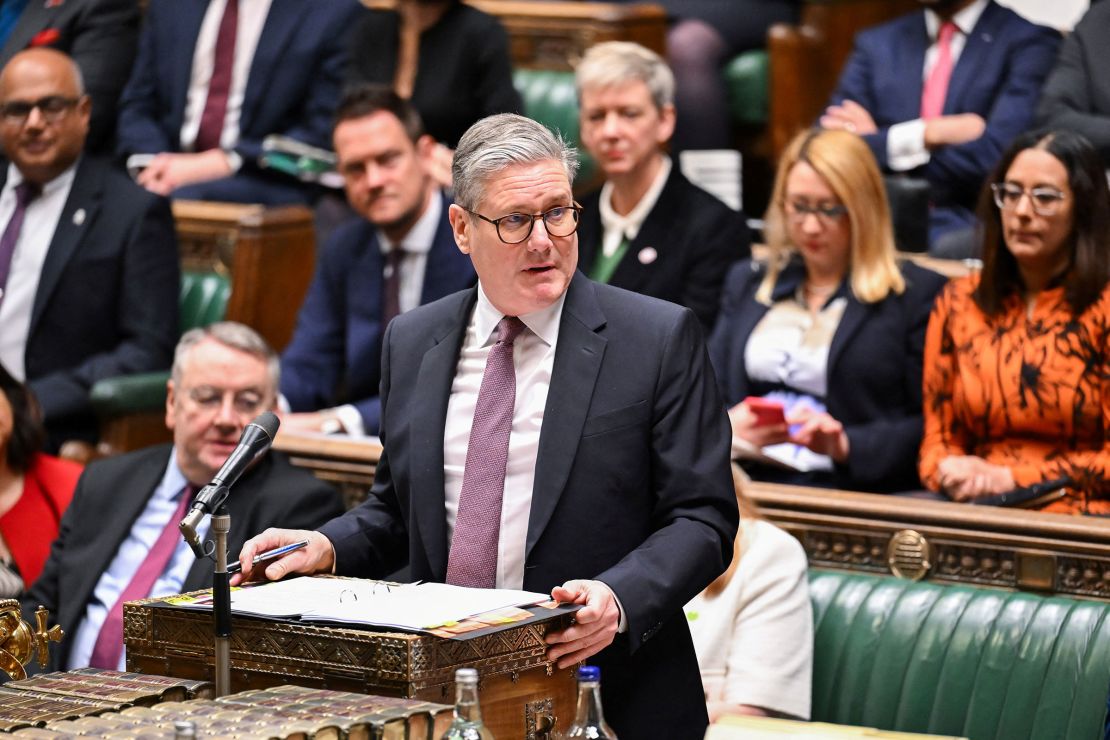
[{"x1": 123, "y1": 593, "x2": 576, "y2": 739}]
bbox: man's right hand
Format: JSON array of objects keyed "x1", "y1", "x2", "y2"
[{"x1": 231, "y1": 528, "x2": 335, "y2": 586}]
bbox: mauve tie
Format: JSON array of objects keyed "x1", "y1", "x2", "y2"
[
  {"x1": 88, "y1": 484, "x2": 197, "y2": 669},
  {"x1": 446, "y1": 316, "x2": 526, "y2": 589},
  {"x1": 195, "y1": 0, "x2": 238, "y2": 152},
  {"x1": 0, "y1": 181, "x2": 39, "y2": 309}
]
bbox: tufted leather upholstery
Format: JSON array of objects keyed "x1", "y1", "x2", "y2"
[
  {"x1": 810, "y1": 570, "x2": 1110, "y2": 739},
  {"x1": 89, "y1": 270, "x2": 231, "y2": 417}
]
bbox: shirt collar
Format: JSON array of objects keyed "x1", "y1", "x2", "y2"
[
  {"x1": 377, "y1": 188, "x2": 443, "y2": 256},
  {"x1": 6, "y1": 159, "x2": 79, "y2": 199},
  {"x1": 159, "y1": 448, "x2": 192, "y2": 502},
  {"x1": 473, "y1": 282, "x2": 566, "y2": 349},
  {"x1": 925, "y1": 0, "x2": 988, "y2": 38},
  {"x1": 598, "y1": 155, "x2": 671, "y2": 242}
]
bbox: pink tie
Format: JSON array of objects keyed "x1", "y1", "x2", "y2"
[
  {"x1": 446, "y1": 317, "x2": 525, "y2": 589},
  {"x1": 195, "y1": 0, "x2": 238, "y2": 152},
  {"x1": 88, "y1": 485, "x2": 196, "y2": 669},
  {"x1": 921, "y1": 21, "x2": 958, "y2": 120}
]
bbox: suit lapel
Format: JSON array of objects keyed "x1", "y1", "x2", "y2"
[
  {"x1": 945, "y1": 2, "x2": 1000, "y2": 114},
  {"x1": 420, "y1": 193, "x2": 461, "y2": 302},
  {"x1": 609, "y1": 168, "x2": 680, "y2": 291},
  {"x1": 0, "y1": 1, "x2": 47, "y2": 61},
  {"x1": 240, "y1": 0, "x2": 305, "y2": 135},
  {"x1": 827, "y1": 295, "x2": 869, "y2": 377},
  {"x1": 30, "y1": 157, "x2": 103, "y2": 336},
  {"x1": 410, "y1": 290, "x2": 474, "y2": 581},
  {"x1": 526, "y1": 274, "x2": 606, "y2": 557},
  {"x1": 898, "y1": 14, "x2": 930, "y2": 119},
  {"x1": 171, "y1": 1, "x2": 209, "y2": 132}
]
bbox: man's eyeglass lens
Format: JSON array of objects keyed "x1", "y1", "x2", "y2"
[
  {"x1": 187, "y1": 387, "x2": 266, "y2": 415},
  {"x1": 0, "y1": 96, "x2": 79, "y2": 125},
  {"x1": 484, "y1": 205, "x2": 581, "y2": 244}
]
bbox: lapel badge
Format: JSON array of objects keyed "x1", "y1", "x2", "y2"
[
  {"x1": 72, "y1": 208, "x2": 85, "y2": 226},
  {"x1": 45, "y1": 0, "x2": 65, "y2": 8},
  {"x1": 637, "y1": 246, "x2": 658, "y2": 265}
]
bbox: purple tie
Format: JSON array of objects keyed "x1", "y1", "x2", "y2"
[
  {"x1": 0, "y1": 181, "x2": 39, "y2": 309},
  {"x1": 88, "y1": 484, "x2": 196, "y2": 669},
  {"x1": 381, "y1": 247, "x2": 406, "y2": 330},
  {"x1": 195, "y1": 0, "x2": 238, "y2": 152},
  {"x1": 446, "y1": 316, "x2": 526, "y2": 588}
]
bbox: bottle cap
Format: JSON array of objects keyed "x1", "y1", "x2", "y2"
[
  {"x1": 456, "y1": 667, "x2": 479, "y2": 684},
  {"x1": 577, "y1": 665, "x2": 600, "y2": 682}
]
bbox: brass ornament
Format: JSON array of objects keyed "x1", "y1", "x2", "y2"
[
  {"x1": 887, "y1": 530, "x2": 933, "y2": 581},
  {"x1": 0, "y1": 601, "x2": 63, "y2": 680}
]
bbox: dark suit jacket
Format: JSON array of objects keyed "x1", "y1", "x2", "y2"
[
  {"x1": 318, "y1": 273, "x2": 737, "y2": 739},
  {"x1": 577, "y1": 166, "x2": 750, "y2": 330},
  {"x1": 280, "y1": 193, "x2": 476, "y2": 433},
  {"x1": 0, "y1": 0, "x2": 138, "y2": 153},
  {"x1": 24, "y1": 444, "x2": 345, "y2": 672},
  {"x1": 346, "y1": 4, "x2": 523, "y2": 148},
  {"x1": 829, "y1": 1, "x2": 1060, "y2": 238},
  {"x1": 1034, "y1": 2, "x2": 1110, "y2": 161},
  {"x1": 708, "y1": 258, "x2": 948, "y2": 492},
  {"x1": 13, "y1": 156, "x2": 179, "y2": 449},
  {"x1": 116, "y1": 0, "x2": 360, "y2": 202}
]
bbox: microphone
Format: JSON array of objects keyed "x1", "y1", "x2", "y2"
[{"x1": 180, "y1": 411, "x2": 280, "y2": 556}]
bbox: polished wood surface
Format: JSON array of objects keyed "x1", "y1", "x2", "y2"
[
  {"x1": 272, "y1": 431, "x2": 383, "y2": 511},
  {"x1": 173, "y1": 200, "x2": 316, "y2": 353}
]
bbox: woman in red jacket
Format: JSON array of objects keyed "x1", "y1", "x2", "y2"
[{"x1": 0, "y1": 364, "x2": 80, "y2": 594}]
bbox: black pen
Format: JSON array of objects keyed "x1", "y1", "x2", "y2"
[{"x1": 226, "y1": 540, "x2": 309, "y2": 574}]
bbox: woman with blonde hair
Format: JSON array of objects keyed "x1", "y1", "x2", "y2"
[
  {"x1": 708, "y1": 129, "x2": 947, "y2": 492},
  {"x1": 685, "y1": 464, "x2": 812, "y2": 720}
]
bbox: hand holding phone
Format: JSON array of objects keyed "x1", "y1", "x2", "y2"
[{"x1": 743, "y1": 397, "x2": 786, "y2": 427}]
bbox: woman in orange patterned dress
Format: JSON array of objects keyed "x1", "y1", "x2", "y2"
[{"x1": 920, "y1": 131, "x2": 1110, "y2": 514}]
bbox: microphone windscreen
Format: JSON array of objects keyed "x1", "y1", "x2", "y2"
[{"x1": 254, "y1": 410, "x2": 280, "y2": 441}]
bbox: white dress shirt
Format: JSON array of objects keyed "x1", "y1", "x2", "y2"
[
  {"x1": 0, "y1": 162, "x2": 77, "y2": 381},
  {"x1": 597, "y1": 155, "x2": 671, "y2": 259},
  {"x1": 180, "y1": 0, "x2": 274, "y2": 154},
  {"x1": 886, "y1": 0, "x2": 990, "y2": 171},
  {"x1": 442, "y1": 283, "x2": 565, "y2": 590}
]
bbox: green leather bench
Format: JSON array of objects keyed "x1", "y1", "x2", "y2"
[{"x1": 810, "y1": 570, "x2": 1110, "y2": 739}]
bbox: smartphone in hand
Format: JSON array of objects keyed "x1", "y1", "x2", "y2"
[{"x1": 744, "y1": 397, "x2": 786, "y2": 427}]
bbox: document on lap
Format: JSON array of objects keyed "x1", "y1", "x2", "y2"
[{"x1": 170, "y1": 576, "x2": 553, "y2": 632}]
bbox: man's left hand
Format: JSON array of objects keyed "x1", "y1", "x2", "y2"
[
  {"x1": 545, "y1": 579, "x2": 621, "y2": 669},
  {"x1": 137, "y1": 150, "x2": 233, "y2": 195},
  {"x1": 819, "y1": 100, "x2": 878, "y2": 136}
]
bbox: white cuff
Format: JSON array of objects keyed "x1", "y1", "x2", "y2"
[
  {"x1": 224, "y1": 149, "x2": 244, "y2": 173},
  {"x1": 333, "y1": 404, "x2": 366, "y2": 437},
  {"x1": 887, "y1": 119, "x2": 931, "y2": 171}
]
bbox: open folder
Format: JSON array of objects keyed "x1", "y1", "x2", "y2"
[{"x1": 169, "y1": 576, "x2": 561, "y2": 635}]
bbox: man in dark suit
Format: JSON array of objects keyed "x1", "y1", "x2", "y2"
[
  {"x1": 116, "y1": 0, "x2": 361, "y2": 205},
  {"x1": 280, "y1": 86, "x2": 475, "y2": 436},
  {"x1": 575, "y1": 41, "x2": 749, "y2": 331},
  {"x1": 821, "y1": 0, "x2": 1059, "y2": 254},
  {"x1": 24, "y1": 322, "x2": 345, "y2": 672},
  {"x1": 0, "y1": 48, "x2": 178, "y2": 450},
  {"x1": 236, "y1": 113, "x2": 738, "y2": 739},
  {"x1": 1035, "y1": 2, "x2": 1110, "y2": 164},
  {"x1": 0, "y1": 0, "x2": 138, "y2": 153}
]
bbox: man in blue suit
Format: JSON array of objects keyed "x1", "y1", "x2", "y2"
[
  {"x1": 279, "y1": 86, "x2": 475, "y2": 436},
  {"x1": 821, "y1": 0, "x2": 1059, "y2": 254},
  {"x1": 115, "y1": 0, "x2": 360, "y2": 205}
]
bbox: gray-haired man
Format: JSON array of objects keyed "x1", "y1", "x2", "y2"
[
  {"x1": 237, "y1": 115, "x2": 737, "y2": 739},
  {"x1": 25, "y1": 322, "x2": 345, "y2": 672}
]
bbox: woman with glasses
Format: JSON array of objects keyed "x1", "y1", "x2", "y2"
[
  {"x1": 920, "y1": 131, "x2": 1110, "y2": 513},
  {"x1": 709, "y1": 129, "x2": 947, "y2": 492}
]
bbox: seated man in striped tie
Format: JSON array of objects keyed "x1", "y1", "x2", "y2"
[{"x1": 23, "y1": 322, "x2": 345, "y2": 671}]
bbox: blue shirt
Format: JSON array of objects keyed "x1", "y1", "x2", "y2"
[{"x1": 67, "y1": 450, "x2": 212, "y2": 670}]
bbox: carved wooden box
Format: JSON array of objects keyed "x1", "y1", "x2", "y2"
[{"x1": 123, "y1": 596, "x2": 576, "y2": 739}]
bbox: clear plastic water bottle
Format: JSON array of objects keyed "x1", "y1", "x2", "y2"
[
  {"x1": 564, "y1": 665, "x2": 617, "y2": 739},
  {"x1": 441, "y1": 667, "x2": 494, "y2": 740}
]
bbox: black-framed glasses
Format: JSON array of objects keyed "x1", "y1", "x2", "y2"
[
  {"x1": 185, "y1": 386, "x2": 269, "y2": 416},
  {"x1": 990, "y1": 182, "x2": 1067, "y2": 216},
  {"x1": 784, "y1": 200, "x2": 848, "y2": 225},
  {"x1": 0, "y1": 95, "x2": 82, "y2": 126},
  {"x1": 467, "y1": 203, "x2": 582, "y2": 244}
]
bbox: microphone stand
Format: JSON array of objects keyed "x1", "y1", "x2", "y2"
[{"x1": 210, "y1": 504, "x2": 232, "y2": 697}]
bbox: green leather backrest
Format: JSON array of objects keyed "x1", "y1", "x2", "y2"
[
  {"x1": 179, "y1": 270, "x2": 231, "y2": 334},
  {"x1": 512, "y1": 68, "x2": 597, "y2": 184},
  {"x1": 723, "y1": 49, "x2": 769, "y2": 127},
  {"x1": 809, "y1": 570, "x2": 1110, "y2": 740}
]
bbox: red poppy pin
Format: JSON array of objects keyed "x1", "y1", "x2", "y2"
[
  {"x1": 44, "y1": 0, "x2": 65, "y2": 8},
  {"x1": 30, "y1": 28, "x2": 61, "y2": 46}
]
